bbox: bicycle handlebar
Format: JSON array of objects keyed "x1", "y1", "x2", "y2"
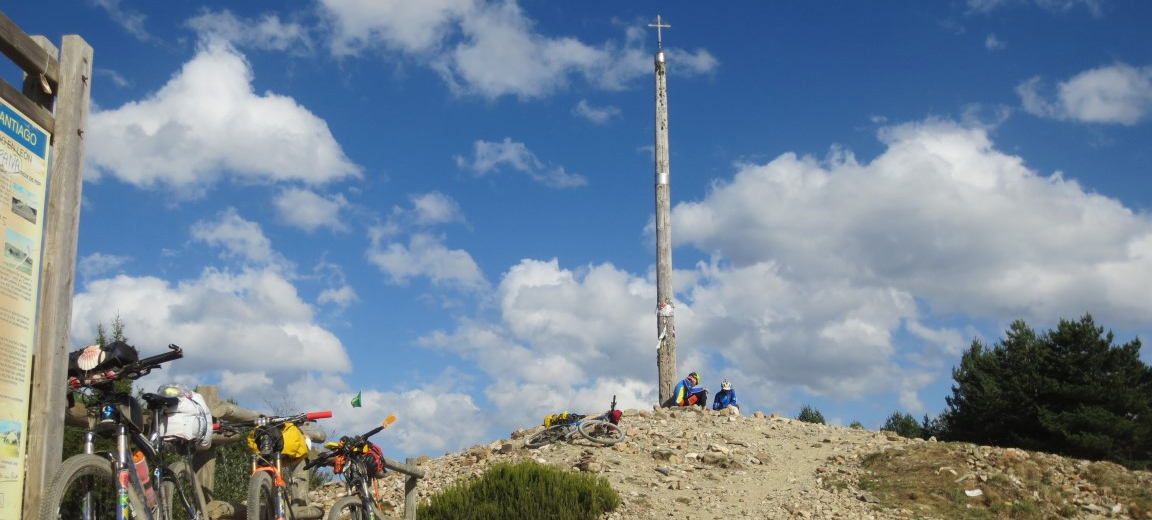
[
  {"x1": 219, "y1": 410, "x2": 333, "y2": 431},
  {"x1": 303, "y1": 415, "x2": 395, "y2": 470},
  {"x1": 70, "y1": 344, "x2": 184, "y2": 387}
]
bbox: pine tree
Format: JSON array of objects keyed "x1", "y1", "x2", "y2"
[{"x1": 940, "y1": 314, "x2": 1151, "y2": 468}]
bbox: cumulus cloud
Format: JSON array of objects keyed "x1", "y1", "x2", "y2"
[
  {"x1": 70, "y1": 268, "x2": 351, "y2": 395},
  {"x1": 191, "y1": 208, "x2": 281, "y2": 266},
  {"x1": 421, "y1": 118, "x2": 1152, "y2": 437},
  {"x1": 573, "y1": 100, "x2": 621, "y2": 125},
  {"x1": 984, "y1": 34, "x2": 1007, "y2": 50},
  {"x1": 367, "y1": 232, "x2": 489, "y2": 291},
  {"x1": 86, "y1": 40, "x2": 361, "y2": 197},
  {"x1": 92, "y1": 0, "x2": 150, "y2": 40},
  {"x1": 187, "y1": 9, "x2": 313, "y2": 52},
  {"x1": 1017, "y1": 64, "x2": 1152, "y2": 125},
  {"x1": 274, "y1": 188, "x2": 349, "y2": 233},
  {"x1": 966, "y1": 0, "x2": 1105, "y2": 17},
  {"x1": 77, "y1": 252, "x2": 130, "y2": 281},
  {"x1": 317, "y1": 1, "x2": 716, "y2": 99},
  {"x1": 409, "y1": 192, "x2": 466, "y2": 226},
  {"x1": 418, "y1": 259, "x2": 656, "y2": 427},
  {"x1": 456, "y1": 138, "x2": 587, "y2": 188}
]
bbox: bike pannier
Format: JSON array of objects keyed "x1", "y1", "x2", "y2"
[
  {"x1": 157, "y1": 384, "x2": 213, "y2": 450},
  {"x1": 543, "y1": 412, "x2": 584, "y2": 427},
  {"x1": 248, "y1": 423, "x2": 310, "y2": 463}
]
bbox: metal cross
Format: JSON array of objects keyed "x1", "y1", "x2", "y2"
[{"x1": 648, "y1": 15, "x2": 671, "y2": 49}]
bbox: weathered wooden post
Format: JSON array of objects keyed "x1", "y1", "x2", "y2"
[
  {"x1": 0, "y1": 10, "x2": 93, "y2": 518},
  {"x1": 649, "y1": 15, "x2": 678, "y2": 404}
]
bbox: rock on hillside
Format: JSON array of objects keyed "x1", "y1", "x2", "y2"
[{"x1": 309, "y1": 406, "x2": 1152, "y2": 520}]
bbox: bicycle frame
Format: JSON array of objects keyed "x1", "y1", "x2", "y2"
[
  {"x1": 249, "y1": 455, "x2": 292, "y2": 520},
  {"x1": 55, "y1": 344, "x2": 207, "y2": 520}
]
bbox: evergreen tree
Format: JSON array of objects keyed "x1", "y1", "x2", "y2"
[
  {"x1": 881, "y1": 411, "x2": 922, "y2": 439},
  {"x1": 940, "y1": 314, "x2": 1151, "y2": 468},
  {"x1": 796, "y1": 405, "x2": 825, "y2": 424}
]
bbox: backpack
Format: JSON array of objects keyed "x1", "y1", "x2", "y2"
[
  {"x1": 543, "y1": 412, "x2": 585, "y2": 427},
  {"x1": 68, "y1": 341, "x2": 139, "y2": 377},
  {"x1": 334, "y1": 443, "x2": 386, "y2": 477},
  {"x1": 157, "y1": 385, "x2": 213, "y2": 450},
  {"x1": 247, "y1": 423, "x2": 310, "y2": 463}
]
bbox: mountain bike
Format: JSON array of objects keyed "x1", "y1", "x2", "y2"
[
  {"x1": 217, "y1": 410, "x2": 332, "y2": 520},
  {"x1": 39, "y1": 344, "x2": 212, "y2": 520},
  {"x1": 525, "y1": 395, "x2": 625, "y2": 448},
  {"x1": 304, "y1": 415, "x2": 397, "y2": 520}
]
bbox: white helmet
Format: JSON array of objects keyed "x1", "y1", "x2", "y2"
[{"x1": 721, "y1": 379, "x2": 732, "y2": 391}]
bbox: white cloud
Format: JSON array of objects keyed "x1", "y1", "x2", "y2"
[
  {"x1": 573, "y1": 100, "x2": 621, "y2": 125},
  {"x1": 967, "y1": 0, "x2": 1105, "y2": 17},
  {"x1": 318, "y1": 0, "x2": 477, "y2": 56},
  {"x1": 191, "y1": 208, "x2": 281, "y2": 266},
  {"x1": 417, "y1": 258, "x2": 657, "y2": 428},
  {"x1": 77, "y1": 252, "x2": 130, "y2": 281},
  {"x1": 409, "y1": 192, "x2": 465, "y2": 226},
  {"x1": 984, "y1": 33, "x2": 1007, "y2": 50},
  {"x1": 70, "y1": 269, "x2": 350, "y2": 391},
  {"x1": 367, "y1": 232, "x2": 489, "y2": 291},
  {"x1": 317, "y1": 285, "x2": 358, "y2": 307},
  {"x1": 456, "y1": 138, "x2": 587, "y2": 188},
  {"x1": 1018, "y1": 64, "x2": 1152, "y2": 125},
  {"x1": 187, "y1": 10, "x2": 313, "y2": 52},
  {"x1": 274, "y1": 188, "x2": 349, "y2": 233},
  {"x1": 86, "y1": 41, "x2": 361, "y2": 196},
  {"x1": 92, "y1": 0, "x2": 150, "y2": 40},
  {"x1": 420, "y1": 117, "x2": 1152, "y2": 438},
  {"x1": 316, "y1": 1, "x2": 717, "y2": 99}
]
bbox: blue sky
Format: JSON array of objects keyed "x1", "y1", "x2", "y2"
[{"x1": 5, "y1": 0, "x2": 1150, "y2": 458}]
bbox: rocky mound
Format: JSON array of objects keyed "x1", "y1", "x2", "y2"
[{"x1": 309, "y1": 406, "x2": 1152, "y2": 520}]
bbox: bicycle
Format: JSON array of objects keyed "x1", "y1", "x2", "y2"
[
  {"x1": 525, "y1": 395, "x2": 626, "y2": 449},
  {"x1": 216, "y1": 409, "x2": 332, "y2": 520},
  {"x1": 39, "y1": 343, "x2": 213, "y2": 520},
  {"x1": 304, "y1": 415, "x2": 397, "y2": 520}
]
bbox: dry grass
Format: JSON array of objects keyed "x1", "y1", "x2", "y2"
[{"x1": 834, "y1": 442, "x2": 1152, "y2": 520}]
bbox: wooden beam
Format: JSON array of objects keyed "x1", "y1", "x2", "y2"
[
  {"x1": 0, "y1": 10, "x2": 62, "y2": 87},
  {"x1": 0, "y1": 77, "x2": 54, "y2": 134},
  {"x1": 23, "y1": 34, "x2": 92, "y2": 520}
]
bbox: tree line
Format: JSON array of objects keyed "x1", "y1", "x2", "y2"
[{"x1": 871, "y1": 314, "x2": 1150, "y2": 470}]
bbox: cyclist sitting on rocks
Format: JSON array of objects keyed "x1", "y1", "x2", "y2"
[
  {"x1": 664, "y1": 371, "x2": 708, "y2": 408},
  {"x1": 712, "y1": 379, "x2": 740, "y2": 415}
]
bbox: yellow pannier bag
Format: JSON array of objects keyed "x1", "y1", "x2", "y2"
[{"x1": 247, "y1": 423, "x2": 310, "y2": 462}]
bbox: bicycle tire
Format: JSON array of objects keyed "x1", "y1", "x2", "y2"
[
  {"x1": 525, "y1": 424, "x2": 569, "y2": 449},
  {"x1": 326, "y1": 495, "x2": 377, "y2": 520},
  {"x1": 161, "y1": 460, "x2": 208, "y2": 520},
  {"x1": 577, "y1": 419, "x2": 626, "y2": 445},
  {"x1": 246, "y1": 471, "x2": 278, "y2": 520},
  {"x1": 39, "y1": 453, "x2": 147, "y2": 520}
]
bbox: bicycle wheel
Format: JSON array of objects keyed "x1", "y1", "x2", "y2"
[
  {"x1": 525, "y1": 424, "x2": 569, "y2": 449},
  {"x1": 160, "y1": 461, "x2": 208, "y2": 520},
  {"x1": 577, "y1": 419, "x2": 626, "y2": 445},
  {"x1": 39, "y1": 453, "x2": 146, "y2": 520},
  {"x1": 326, "y1": 495, "x2": 376, "y2": 520},
  {"x1": 246, "y1": 471, "x2": 278, "y2": 520}
]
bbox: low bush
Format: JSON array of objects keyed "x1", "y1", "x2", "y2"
[{"x1": 418, "y1": 460, "x2": 619, "y2": 520}]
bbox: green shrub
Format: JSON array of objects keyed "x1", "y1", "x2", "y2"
[
  {"x1": 796, "y1": 405, "x2": 825, "y2": 424},
  {"x1": 848, "y1": 420, "x2": 865, "y2": 429},
  {"x1": 881, "y1": 411, "x2": 923, "y2": 439},
  {"x1": 418, "y1": 461, "x2": 619, "y2": 520}
]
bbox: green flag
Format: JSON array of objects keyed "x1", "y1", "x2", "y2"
[{"x1": 351, "y1": 391, "x2": 362, "y2": 408}]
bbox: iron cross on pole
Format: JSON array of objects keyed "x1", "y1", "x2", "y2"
[{"x1": 649, "y1": 15, "x2": 671, "y2": 49}]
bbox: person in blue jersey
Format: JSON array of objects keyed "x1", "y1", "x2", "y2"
[
  {"x1": 712, "y1": 379, "x2": 740, "y2": 415},
  {"x1": 662, "y1": 371, "x2": 708, "y2": 408}
]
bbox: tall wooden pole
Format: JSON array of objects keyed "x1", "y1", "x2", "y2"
[
  {"x1": 22, "y1": 33, "x2": 93, "y2": 520},
  {"x1": 650, "y1": 16, "x2": 677, "y2": 403}
]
